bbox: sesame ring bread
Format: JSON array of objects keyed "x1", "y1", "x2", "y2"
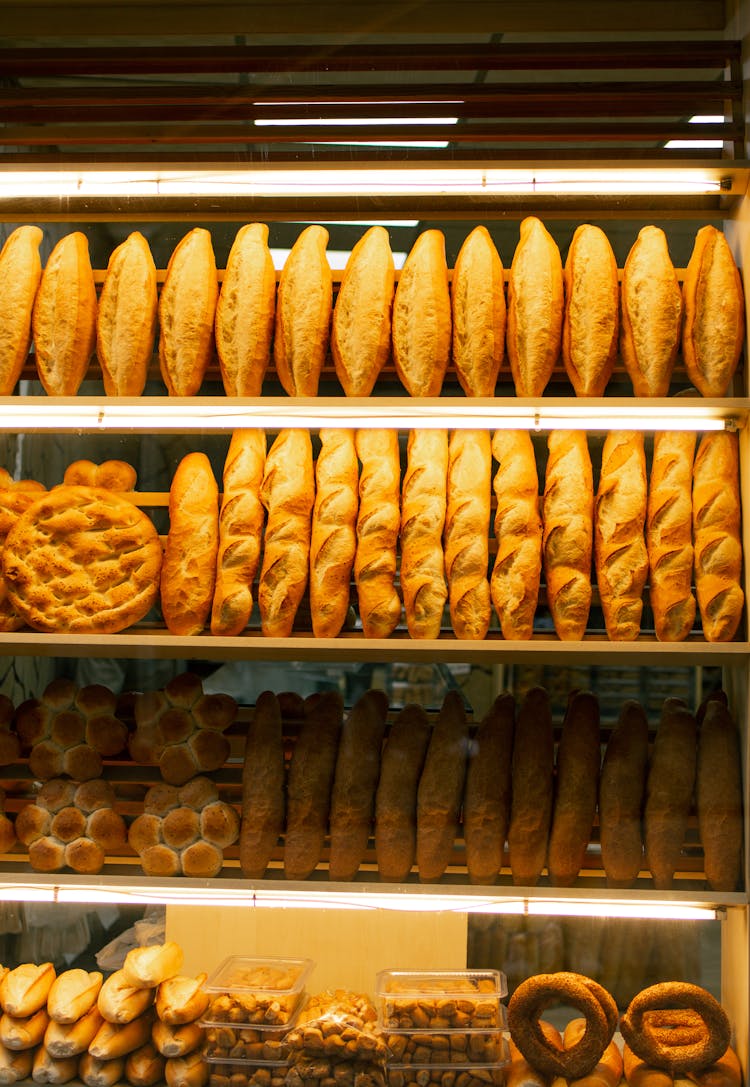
[{"x1": 2, "y1": 485, "x2": 162, "y2": 634}]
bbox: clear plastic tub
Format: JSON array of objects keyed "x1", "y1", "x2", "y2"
[
  {"x1": 386, "y1": 1066, "x2": 506, "y2": 1087},
  {"x1": 202, "y1": 1022, "x2": 292, "y2": 1062},
  {"x1": 384, "y1": 1031, "x2": 509, "y2": 1067},
  {"x1": 203, "y1": 956, "x2": 314, "y2": 1026},
  {"x1": 205, "y1": 1060, "x2": 288, "y2": 1087},
  {"x1": 375, "y1": 970, "x2": 507, "y2": 1032}
]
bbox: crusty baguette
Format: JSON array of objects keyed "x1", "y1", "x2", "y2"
[
  {"x1": 97, "y1": 971, "x2": 154, "y2": 1025},
  {"x1": 151, "y1": 1020, "x2": 204, "y2": 1059},
  {"x1": 647, "y1": 429, "x2": 697, "y2": 642},
  {"x1": 122, "y1": 943, "x2": 184, "y2": 990},
  {"x1": 506, "y1": 216, "x2": 564, "y2": 397},
  {"x1": 44, "y1": 1005, "x2": 103, "y2": 1058},
  {"x1": 400, "y1": 428, "x2": 448, "y2": 639},
  {"x1": 491, "y1": 429, "x2": 542, "y2": 640},
  {"x1": 416, "y1": 690, "x2": 470, "y2": 883},
  {"x1": 620, "y1": 225, "x2": 683, "y2": 397},
  {"x1": 623, "y1": 1043, "x2": 673, "y2": 1087},
  {"x1": 331, "y1": 225, "x2": 394, "y2": 397},
  {"x1": 239, "y1": 689, "x2": 285, "y2": 879},
  {"x1": 354, "y1": 429, "x2": 402, "y2": 637},
  {"x1": 0, "y1": 225, "x2": 43, "y2": 396},
  {"x1": 210, "y1": 429, "x2": 266, "y2": 636},
  {"x1": 548, "y1": 690, "x2": 601, "y2": 887},
  {"x1": 96, "y1": 231, "x2": 158, "y2": 397},
  {"x1": 594, "y1": 430, "x2": 649, "y2": 641},
  {"x1": 688, "y1": 1046, "x2": 742, "y2": 1087},
  {"x1": 78, "y1": 1053, "x2": 125, "y2": 1087},
  {"x1": 164, "y1": 1050, "x2": 207, "y2": 1087},
  {"x1": 644, "y1": 697, "x2": 698, "y2": 890},
  {"x1": 599, "y1": 699, "x2": 649, "y2": 888},
  {"x1": 444, "y1": 429, "x2": 492, "y2": 640},
  {"x1": 462, "y1": 692, "x2": 514, "y2": 885},
  {"x1": 562, "y1": 223, "x2": 619, "y2": 398},
  {"x1": 273, "y1": 224, "x2": 331, "y2": 397},
  {"x1": 0, "y1": 1007, "x2": 49, "y2": 1050},
  {"x1": 154, "y1": 975, "x2": 208, "y2": 1027},
  {"x1": 158, "y1": 227, "x2": 218, "y2": 397},
  {"x1": 258, "y1": 428, "x2": 315, "y2": 637},
  {"x1": 374, "y1": 703, "x2": 432, "y2": 882},
  {"x1": 451, "y1": 225, "x2": 505, "y2": 397},
  {"x1": 125, "y1": 1042, "x2": 165, "y2": 1087},
  {"x1": 46, "y1": 970, "x2": 102, "y2": 1024},
  {"x1": 88, "y1": 1010, "x2": 154, "y2": 1061},
  {"x1": 310, "y1": 428, "x2": 358, "y2": 638},
  {"x1": 392, "y1": 229, "x2": 451, "y2": 397},
  {"x1": 0, "y1": 1041, "x2": 32, "y2": 1083},
  {"x1": 328, "y1": 689, "x2": 389, "y2": 881},
  {"x1": 507, "y1": 686, "x2": 554, "y2": 886},
  {"x1": 542, "y1": 430, "x2": 593, "y2": 640},
  {"x1": 696, "y1": 696, "x2": 743, "y2": 891},
  {"x1": 682, "y1": 225, "x2": 744, "y2": 397},
  {"x1": 32, "y1": 231, "x2": 97, "y2": 396},
  {"x1": 0, "y1": 963, "x2": 55, "y2": 1018},
  {"x1": 215, "y1": 222, "x2": 276, "y2": 397},
  {"x1": 564, "y1": 1020, "x2": 623, "y2": 1087},
  {"x1": 507, "y1": 1023, "x2": 562, "y2": 1087},
  {"x1": 160, "y1": 452, "x2": 219, "y2": 636},
  {"x1": 692, "y1": 431, "x2": 744, "y2": 642},
  {"x1": 30, "y1": 1047, "x2": 78, "y2": 1085}
]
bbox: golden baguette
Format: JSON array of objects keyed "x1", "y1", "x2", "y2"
[
  {"x1": 88, "y1": 1010, "x2": 154, "y2": 1060},
  {"x1": 0, "y1": 1007, "x2": 49, "y2": 1050},
  {"x1": 506, "y1": 216, "x2": 564, "y2": 397},
  {"x1": 354, "y1": 429, "x2": 402, "y2": 637},
  {"x1": 0, "y1": 963, "x2": 55, "y2": 1018},
  {"x1": 682, "y1": 225, "x2": 744, "y2": 397},
  {"x1": 125, "y1": 1041, "x2": 165, "y2": 1087},
  {"x1": 46, "y1": 969, "x2": 102, "y2": 1024},
  {"x1": 620, "y1": 225, "x2": 683, "y2": 397},
  {"x1": 215, "y1": 222, "x2": 276, "y2": 396},
  {"x1": 444, "y1": 429, "x2": 492, "y2": 640},
  {"x1": 44, "y1": 1004, "x2": 103, "y2": 1058},
  {"x1": 491, "y1": 429, "x2": 542, "y2": 640},
  {"x1": 151, "y1": 1020, "x2": 204, "y2": 1058},
  {"x1": 97, "y1": 971, "x2": 154, "y2": 1025},
  {"x1": 0, "y1": 225, "x2": 43, "y2": 395},
  {"x1": 30, "y1": 1047, "x2": 78, "y2": 1085},
  {"x1": 400, "y1": 428, "x2": 448, "y2": 639},
  {"x1": 160, "y1": 452, "x2": 219, "y2": 636},
  {"x1": 78, "y1": 1053, "x2": 125, "y2": 1087},
  {"x1": 0, "y1": 1041, "x2": 32, "y2": 1083},
  {"x1": 562, "y1": 223, "x2": 619, "y2": 398},
  {"x1": 32, "y1": 231, "x2": 97, "y2": 396},
  {"x1": 647, "y1": 429, "x2": 696, "y2": 642},
  {"x1": 158, "y1": 227, "x2": 218, "y2": 397},
  {"x1": 392, "y1": 229, "x2": 451, "y2": 397},
  {"x1": 165, "y1": 1050, "x2": 207, "y2": 1087},
  {"x1": 542, "y1": 431, "x2": 593, "y2": 640},
  {"x1": 310, "y1": 428, "x2": 358, "y2": 638},
  {"x1": 331, "y1": 225, "x2": 394, "y2": 397},
  {"x1": 154, "y1": 975, "x2": 208, "y2": 1026},
  {"x1": 273, "y1": 224, "x2": 331, "y2": 397},
  {"x1": 122, "y1": 943, "x2": 184, "y2": 990},
  {"x1": 96, "y1": 230, "x2": 158, "y2": 397},
  {"x1": 451, "y1": 225, "x2": 505, "y2": 397}
]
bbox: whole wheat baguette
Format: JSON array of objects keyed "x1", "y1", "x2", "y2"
[
  {"x1": 160, "y1": 452, "x2": 219, "y2": 636},
  {"x1": 696, "y1": 696, "x2": 743, "y2": 891},
  {"x1": 273, "y1": 224, "x2": 331, "y2": 397},
  {"x1": 239, "y1": 690, "x2": 285, "y2": 878},
  {"x1": 562, "y1": 223, "x2": 619, "y2": 398},
  {"x1": 354, "y1": 429, "x2": 401, "y2": 637},
  {"x1": 506, "y1": 216, "x2": 564, "y2": 397},
  {"x1": 644, "y1": 697, "x2": 698, "y2": 890},
  {"x1": 258, "y1": 428, "x2": 315, "y2": 637},
  {"x1": 211, "y1": 429, "x2": 266, "y2": 637},
  {"x1": 0, "y1": 225, "x2": 43, "y2": 396},
  {"x1": 331, "y1": 225, "x2": 394, "y2": 397},
  {"x1": 463, "y1": 692, "x2": 515, "y2": 885},
  {"x1": 542, "y1": 430, "x2": 593, "y2": 640},
  {"x1": 451, "y1": 225, "x2": 505, "y2": 397},
  {"x1": 374, "y1": 703, "x2": 432, "y2": 882},
  {"x1": 158, "y1": 228, "x2": 218, "y2": 397},
  {"x1": 416, "y1": 690, "x2": 470, "y2": 883},
  {"x1": 620, "y1": 225, "x2": 683, "y2": 397},
  {"x1": 215, "y1": 223, "x2": 276, "y2": 397},
  {"x1": 96, "y1": 231, "x2": 158, "y2": 397},
  {"x1": 491, "y1": 429, "x2": 542, "y2": 640},
  {"x1": 400, "y1": 428, "x2": 448, "y2": 639},
  {"x1": 32, "y1": 231, "x2": 97, "y2": 396},
  {"x1": 310, "y1": 428, "x2": 358, "y2": 638},
  {"x1": 547, "y1": 690, "x2": 601, "y2": 887},
  {"x1": 646, "y1": 429, "x2": 696, "y2": 642},
  {"x1": 507, "y1": 686, "x2": 554, "y2": 887},
  {"x1": 594, "y1": 430, "x2": 649, "y2": 641},
  {"x1": 598, "y1": 699, "x2": 649, "y2": 888},
  {"x1": 444, "y1": 429, "x2": 492, "y2": 640},
  {"x1": 392, "y1": 229, "x2": 451, "y2": 397}
]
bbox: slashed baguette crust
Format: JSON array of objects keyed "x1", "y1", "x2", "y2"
[
  {"x1": 400, "y1": 428, "x2": 448, "y2": 639},
  {"x1": 491, "y1": 429, "x2": 542, "y2": 640},
  {"x1": 507, "y1": 686, "x2": 554, "y2": 887},
  {"x1": 161, "y1": 452, "x2": 219, "y2": 636},
  {"x1": 506, "y1": 216, "x2": 564, "y2": 397},
  {"x1": 547, "y1": 690, "x2": 601, "y2": 887},
  {"x1": 444, "y1": 429, "x2": 492, "y2": 640},
  {"x1": 310, "y1": 428, "x2": 358, "y2": 638},
  {"x1": 646, "y1": 430, "x2": 696, "y2": 642},
  {"x1": 32, "y1": 231, "x2": 97, "y2": 396},
  {"x1": 416, "y1": 690, "x2": 470, "y2": 883},
  {"x1": 620, "y1": 225, "x2": 683, "y2": 397},
  {"x1": 463, "y1": 692, "x2": 514, "y2": 885},
  {"x1": 542, "y1": 430, "x2": 593, "y2": 640},
  {"x1": 562, "y1": 223, "x2": 619, "y2": 397},
  {"x1": 451, "y1": 225, "x2": 505, "y2": 397},
  {"x1": 598, "y1": 699, "x2": 649, "y2": 888},
  {"x1": 392, "y1": 229, "x2": 451, "y2": 397},
  {"x1": 332, "y1": 225, "x2": 394, "y2": 397},
  {"x1": 239, "y1": 690, "x2": 285, "y2": 879},
  {"x1": 273, "y1": 224, "x2": 331, "y2": 397},
  {"x1": 96, "y1": 231, "x2": 158, "y2": 397},
  {"x1": 158, "y1": 228, "x2": 218, "y2": 397},
  {"x1": 696, "y1": 696, "x2": 743, "y2": 892},
  {"x1": 374, "y1": 703, "x2": 431, "y2": 882},
  {"x1": 644, "y1": 697, "x2": 698, "y2": 890},
  {"x1": 0, "y1": 225, "x2": 43, "y2": 396},
  {"x1": 682, "y1": 225, "x2": 745, "y2": 397},
  {"x1": 215, "y1": 223, "x2": 276, "y2": 397},
  {"x1": 354, "y1": 429, "x2": 401, "y2": 637}
]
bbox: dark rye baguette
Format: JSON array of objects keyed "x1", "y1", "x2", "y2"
[
  {"x1": 374, "y1": 704, "x2": 431, "y2": 883},
  {"x1": 239, "y1": 690, "x2": 285, "y2": 879},
  {"x1": 547, "y1": 690, "x2": 601, "y2": 887},
  {"x1": 598, "y1": 699, "x2": 649, "y2": 888},
  {"x1": 416, "y1": 690, "x2": 470, "y2": 883},
  {"x1": 507, "y1": 686, "x2": 554, "y2": 887},
  {"x1": 696, "y1": 695, "x2": 743, "y2": 892},
  {"x1": 644, "y1": 697, "x2": 698, "y2": 890},
  {"x1": 463, "y1": 692, "x2": 515, "y2": 885}
]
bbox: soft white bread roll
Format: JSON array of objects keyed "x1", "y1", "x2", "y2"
[
  {"x1": 400, "y1": 428, "x2": 449, "y2": 639},
  {"x1": 682, "y1": 225, "x2": 744, "y2": 397},
  {"x1": 623, "y1": 1042, "x2": 673, "y2": 1087},
  {"x1": 595, "y1": 430, "x2": 649, "y2": 641},
  {"x1": 165, "y1": 1050, "x2": 207, "y2": 1087},
  {"x1": 506, "y1": 216, "x2": 564, "y2": 397},
  {"x1": 151, "y1": 1020, "x2": 204, "y2": 1059},
  {"x1": 154, "y1": 975, "x2": 208, "y2": 1026},
  {"x1": 215, "y1": 222, "x2": 276, "y2": 397},
  {"x1": 158, "y1": 227, "x2": 218, "y2": 397},
  {"x1": 0, "y1": 963, "x2": 55, "y2": 1017},
  {"x1": 97, "y1": 971, "x2": 154, "y2": 1025},
  {"x1": 444, "y1": 429, "x2": 492, "y2": 640},
  {"x1": 620, "y1": 225, "x2": 683, "y2": 397},
  {"x1": 688, "y1": 1046, "x2": 742, "y2": 1087},
  {"x1": 451, "y1": 225, "x2": 505, "y2": 397},
  {"x1": 332, "y1": 225, "x2": 394, "y2": 397},
  {"x1": 0, "y1": 1007, "x2": 49, "y2": 1050},
  {"x1": 32, "y1": 231, "x2": 97, "y2": 396},
  {"x1": 491, "y1": 429, "x2": 542, "y2": 640},
  {"x1": 392, "y1": 229, "x2": 451, "y2": 397},
  {"x1": 310, "y1": 428, "x2": 358, "y2": 637},
  {"x1": 692, "y1": 431, "x2": 744, "y2": 642},
  {"x1": 47, "y1": 970, "x2": 103, "y2": 1024},
  {"x1": 88, "y1": 1010, "x2": 154, "y2": 1060},
  {"x1": 354, "y1": 429, "x2": 402, "y2": 637},
  {"x1": 562, "y1": 223, "x2": 619, "y2": 398},
  {"x1": 647, "y1": 429, "x2": 697, "y2": 642},
  {"x1": 564, "y1": 1019, "x2": 623, "y2": 1087},
  {"x1": 507, "y1": 1021, "x2": 562, "y2": 1087},
  {"x1": 31, "y1": 1047, "x2": 78, "y2": 1085},
  {"x1": 0, "y1": 1041, "x2": 32, "y2": 1083},
  {"x1": 161, "y1": 452, "x2": 219, "y2": 636},
  {"x1": 125, "y1": 1042, "x2": 165, "y2": 1087},
  {"x1": 78, "y1": 1053, "x2": 125, "y2": 1087},
  {"x1": 96, "y1": 230, "x2": 158, "y2": 397},
  {"x1": 273, "y1": 224, "x2": 331, "y2": 397},
  {"x1": 44, "y1": 1004, "x2": 104, "y2": 1058},
  {"x1": 0, "y1": 225, "x2": 43, "y2": 396},
  {"x1": 542, "y1": 430, "x2": 593, "y2": 640},
  {"x1": 258, "y1": 428, "x2": 315, "y2": 637}
]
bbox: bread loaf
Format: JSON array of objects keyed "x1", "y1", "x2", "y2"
[
  {"x1": 44, "y1": 1004, "x2": 103, "y2": 1058},
  {"x1": 451, "y1": 225, "x2": 505, "y2": 397},
  {"x1": 97, "y1": 972, "x2": 154, "y2": 1025},
  {"x1": 0, "y1": 964, "x2": 55, "y2": 1017},
  {"x1": 506, "y1": 216, "x2": 564, "y2": 397},
  {"x1": 125, "y1": 1042, "x2": 165, "y2": 1087},
  {"x1": 158, "y1": 227, "x2": 218, "y2": 397},
  {"x1": 547, "y1": 690, "x2": 601, "y2": 887},
  {"x1": 491, "y1": 429, "x2": 542, "y2": 640},
  {"x1": 0, "y1": 1007, "x2": 49, "y2": 1050},
  {"x1": 96, "y1": 231, "x2": 158, "y2": 397},
  {"x1": 215, "y1": 222, "x2": 276, "y2": 396},
  {"x1": 392, "y1": 229, "x2": 451, "y2": 397},
  {"x1": 598, "y1": 700, "x2": 649, "y2": 888},
  {"x1": 310, "y1": 428, "x2": 358, "y2": 638},
  {"x1": 400, "y1": 428, "x2": 448, "y2": 639},
  {"x1": 682, "y1": 225, "x2": 744, "y2": 397},
  {"x1": 444, "y1": 429, "x2": 492, "y2": 640},
  {"x1": 542, "y1": 430, "x2": 593, "y2": 640},
  {"x1": 646, "y1": 429, "x2": 697, "y2": 641},
  {"x1": 63, "y1": 459, "x2": 136, "y2": 491},
  {"x1": 30, "y1": 1047, "x2": 78, "y2": 1085},
  {"x1": 644, "y1": 697, "x2": 698, "y2": 889},
  {"x1": 620, "y1": 225, "x2": 683, "y2": 397},
  {"x1": 154, "y1": 975, "x2": 208, "y2": 1027},
  {"x1": 164, "y1": 1050, "x2": 207, "y2": 1087},
  {"x1": 331, "y1": 225, "x2": 394, "y2": 396},
  {"x1": 32, "y1": 231, "x2": 97, "y2": 396},
  {"x1": 623, "y1": 1044, "x2": 673, "y2": 1087},
  {"x1": 78, "y1": 1054, "x2": 125, "y2": 1087},
  {"x1": 564, "y1": 1021, "x2": 622, "y2": 1087},
  {"x1": 696, "y1": 696, "x2": 743, "y2": 891},
  {"x1": 562, "y1": 223, "x2": 619, "y2": 398},
  {"x1": 0, "y1": 1041, "x2": 32, "y2": 1083},
  {"x1": 273, "y1": 224, "x2": 331, "y2": 397},
  {"x1": 354, "y1": 429, "x2": 401, "y2": 637},
  {"x1": 151, "y1": 1020, "x2": 204, "y2": 1059},
  {"x1": 416, "y1": 690, "x2": 470, "y2": 882},
  {"x1": 122, "y1": 943, "x2": 184, "y2": 990},
  {"x1": 463, "y1": 692, "x2": 514, "y2": 885},
  {"x1": 46, "y1": 970, "x2": 102, "y2": 1024},
  {"x1": 161, "y1": 452, "x2": 219, "y2": 636},
  {"x1": 0, "y1": 225, "x2": 43, "y2": 395},
  {"x1": 258, "y1": 428, "x2": 315, "y2": 637},
  {"x1": 239, "y1": 689, "x2": 285, "y2": 879},
  {"x1": 692, "y1": 431, "x2": 744, "y2": 642},
  {"x1": 594, "y1": 431, "x2": 648, "y2": 641},
  {"x1": 688, "y1": 1046, "x2": 742, "y2": 1087},
  {"x1": 374, "y1": 703, "x2": 431, "y2": 882},
  {"x1": 507, "y1": 686, "x2": 554, "y2": 886},
  {"x1": 88, "y1": 1010, "x2": 155, "y2": 1060}
]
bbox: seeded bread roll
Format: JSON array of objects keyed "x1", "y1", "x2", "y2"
[
  {"x1": 620, "y1": 225, "x2": 683, "y2": 397},
  {"x1": 32, "y1": 231, "x2": 97, "y2": 396},
  {"x1": 354, "y1": 429, "x2": 402, "y2": 638},
  {"x1": 96, "y1": 231, "x2": 158, "y2": 397},
  {"x1": 451, "y1": 225, "x2": 506, "y2": 397},
  {"x1": 310, "y1": 428, "x2": 358, "y2": 638},
  {"x1": 331, "y1": 225, "x2": 395, "y2": 397},
  {"x1": 374, "y1": 703, "x2": 432, "y2": 882},
  {"x1": 562, "y1": 223, "x2": 619, "y2": 398},
  {"x1": 400, "y1": 428, "x2": 448, "y2": 639},
  {"x1": 0, "y1": 225, "x2": 43, "y2": 396},
  {"x1": 646, "y1": 430, "x2": 697, "y2": 642},
  {"x1": 444, "y1": 429, "x2": 492, "y2": 640},
  {"x1": 548, "y1": 690, "x2": 601, "y2": 887},
  {"x1": 463, "y1": 692, "x2": 515, "y2": 885},
  {"x1": 491, "y1": 429, "x2": 542, "y2": 640},
  {"x1": 507, "y1": 686, "x2": 554, "y2": 887},
  {"x1": 542, "y1": 431, "x2": 593, "y2": 640},
  {"x1": 416, "y1": 690, "x2": 470, "y2": 883},
  {"x1": 215, "y1": 223, "x2": 276, "y2": 397},
  {"x1": 506, "y1": 216, "x2": 564, "y2": 398},
  {"x1": 274, "y1": 224, "x2": 331, "y2": 397},
  {"x1": 158, "y1": 228, "x2": 218, "y2": 397},
  {"x1": 392, "y1": 229, "x2": 451, "y2": 397},
  {"x1": 696, "y1": 696, "x2": 743, "y2": 892},
  {"x1": 644, "y1": 697, "x2": 698, "y2": 890},
  {"x1": 239, "y1": 690, "x2": 285, "y2": 879},
  {"x1": 161, "y1": 452, "x2": 219, "y2": 636}
]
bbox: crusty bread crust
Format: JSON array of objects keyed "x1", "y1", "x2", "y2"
[
  {"x1": 392, "y1": 229, "x2": 451, "y2": 397},
  {"x1": 332, "y1": 225, "x2": 394, "y2": 396},
  {"x1": 273, "y1": 225, "x2": 331, "y2": 397},
  {"x1": 562, "y1": 223, "x2": 619, "y2": 397},
  {"x1": 451, "y1": 225, "x2": 505, "y2": 397},
  {"x1": 158, "y1": 228, "x2": 218, "y2": 397},
  {"x1": 97, "y1": 231, "x2": 157, "y2": 397},
  {"x1": 32, "y1": 231, "x2": 97, "y2": 396},
  {"x1": 215, "y1": 223, "x2": 276, "y2": 397},
  {"x1": 0, "y1": 225, "x2": 43, "y2": 396}
]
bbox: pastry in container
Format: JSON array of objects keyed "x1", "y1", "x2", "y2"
[
  {"x1": 202, "y1": 959, "x2": 313, "y2": 1029},
  {"x1": 375, "y1": 970, "x2": 507, "y2": 1032}
]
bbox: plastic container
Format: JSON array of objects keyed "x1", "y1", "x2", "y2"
[
  {"x1": 203, "y1": 956, "x2": 314, "y2": 1027},
  {"x1": 375, "y1": 970, "x2": 507, "y2": 1033},
  {"x1": 384, "y1": 1032, "x2": 509, "y2": 1067},
  {"x1": 202, "y1": 1022, "x2": 292, "y2": 1062},
  {"x1": 205, "y1": 1061, "x2": 288, "y2": 1087},
  {"x1": 386, "y1": 1065, "x2": 505, "y2": 1087}
]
